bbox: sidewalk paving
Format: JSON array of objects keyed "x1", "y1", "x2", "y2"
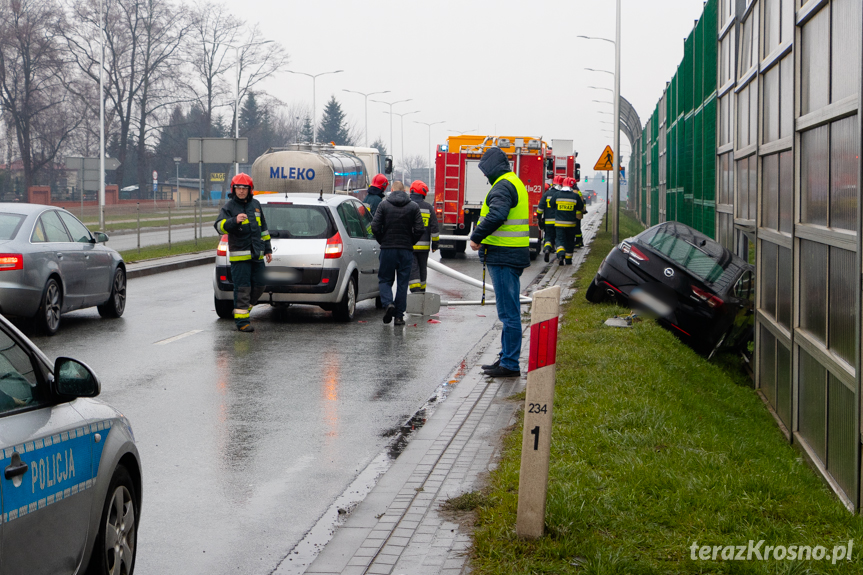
[{"x1": 298, "y1": 207, "x2": 605, "y2": 575}]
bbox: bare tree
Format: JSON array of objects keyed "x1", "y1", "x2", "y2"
[
  {"x1": 398, "y1": 154, "x2": 428, "y2": 183},
  {"x1": 0, "y1": 0, "x2": 81, "y2": 191}
]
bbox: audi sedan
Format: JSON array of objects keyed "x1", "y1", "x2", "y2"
[
  {"x1": 0, "y1": 312, "x2": 141, "y2": 574},
  {"x1": 0, "y1": 204, "x2": 126, "y2": 335},
  {"x1": 213, "y1": 193, "x2": 381, "y2": 322},
  {"x1": 586, "y1": 221, "x2": 754, "y2": 357}
]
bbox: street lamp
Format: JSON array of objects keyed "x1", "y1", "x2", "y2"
[
  {"x1": 370, "y1": 98, "x2": 411, "y2": 158},
  {"x1": 287, "y1": 69, "x2": 344, "y2": 144},
  {"x1": 448, "y1": 128, "x2": 478, "y2": 135},
  {"x1": 592, "y1": 100, "x2": 613, "y2": 105},
  {"x1": 173, "y1": 157, "x2": 182, "y2": 205},
  {"x1": 588, "y1": 86, "x2": 614, "y2": 94},
  {"x1": 413, "y1": 120, "x2": 444, "y2": 190},
  {"x1": 98, "y1": 0, "x2": 106, "y2": 230},
  {"x1": 383, "y1": 110, "x2": 420, "y2": 162},
  {"x1": 343, "y1": 89, "x2": 390, "y2": 147},
  {"x1": 577, "y1": 35, "x2": 615, "y2": 45},
  {"x1": 585, "y1": 67, "x2": 615, "y2": 77}
]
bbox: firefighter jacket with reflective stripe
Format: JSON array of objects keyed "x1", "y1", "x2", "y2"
[
  {"x1": 476, "y1": 173, "x2": 530, "y2": 248},
  {"x1": 536, "y1": 186, "x2": 559, "y2": 224},
  {"x1": 215, "y1": 196, "x2": 272, "y2": 261},
  {"x1": 410, "y1": 193, "x2": 440, "y2": 251},
  {"x1": 553, "y1": 188, "x2": 584, "y2": 228}
]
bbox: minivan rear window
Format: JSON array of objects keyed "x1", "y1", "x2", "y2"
[
  {"x1": 260, "y1": 204, "x2": 334, "y2": 239},
  {"x1": 0, "y1": 214, "x2": 25, "y2": 241}
]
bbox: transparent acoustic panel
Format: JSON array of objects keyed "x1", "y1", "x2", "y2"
[
  {"x1": 801, "y1": 125, "x2": 830, "y2": 226},
  {"x1": 763, "y1": 153, "x2": 780, "y2": 230},
  {"x1": 763, "y1": 0, "x2": 781, "y2": 57},
  {"x1": 830, "y1": 116, "x2": 858, "y2": 231},
  {"x1": 832, "y1": 0, "x2": 862, "y2": 104},
  {"x1": 779, "y1": 151, "x2": 793, "y2": 233},
  {"x1": 762, "y1": 240, "x2": 779, "y2": 317},
  {"x1": 828, "y1": 247, "x2": 856, "y2": 365},
  {"x1": 800, "y1": 240, "x2": 829, "y2": 343},
  {"x1": 763, "y1": 64, "x2": 780, "y2": 144},
  {"x1": 737, "y1": 158, "x2": 750, "y2": 219},
  {"x1": 827, "y1": 374, "x2": 856, "y2": 499},
  {"x1": 760, "y1": 324, "x2": 777, "y2": 405},
  {"x1": 776, "y1": 342, "x2": 792, "y2": 427},
  {"x1": 799, "y1": 349, "x2": 827, "y2": 463},
  {"x1": 750, "y1": 84, "x2": 758, "y2": 150},
  {"x1": 779, "y1": 56, "x2": 793, "y2": 139},
  {"x1": 740, "y1": 14, "x2": 754, "y2": 77},
  {"x1": 748, "y1": 154, "x2": 757, "y2": 222},
  {"x1": 777, "y1": 246, "x2": 793, "y2": 330},
  {"x1": 738, "y1": 84, "x2": 751, "y2": 148},
  {"x1": 780, "y1": 0, "x2": 794, "y2": 45},
  {"x1": 801, "y1": 6, "x2": 830, "y2": 115}
]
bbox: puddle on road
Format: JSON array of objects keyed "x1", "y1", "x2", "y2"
[{"x1": 275, "y1": 360, "x2": 470, "y2": 574}]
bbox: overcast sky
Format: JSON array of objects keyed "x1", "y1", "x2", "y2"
[{"x1": 244, "y1": 0, "x2": 706, "y2": 173}]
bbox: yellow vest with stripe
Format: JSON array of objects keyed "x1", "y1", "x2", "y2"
[{"x1": 479, "y1": 172, "x2": 530, "y2": 247}]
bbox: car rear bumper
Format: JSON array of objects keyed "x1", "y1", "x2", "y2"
[
  {"x1": 213, "y1": 266, "x2": 340, "y2": 303},
  {"x1": 0, "y1": 283, "x2": 42, "y2": 318}
]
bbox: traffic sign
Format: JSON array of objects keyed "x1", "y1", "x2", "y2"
[{"x1": 594, "y1": 146, "x2": 614, "y2": 171}]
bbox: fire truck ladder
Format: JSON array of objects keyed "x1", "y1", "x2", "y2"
[{"x1": 442, "y1": 151, "x2": 462, "y2": 222}]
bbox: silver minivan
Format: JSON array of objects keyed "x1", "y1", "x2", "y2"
[{"x1": 213, "y1": 193, "x2": 381, "y2": 321}]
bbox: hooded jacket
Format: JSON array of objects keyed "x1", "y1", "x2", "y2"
[
  {"x1": 371, "y1": 190, "x2": 425, "y2": 250},
  {"x1": 365, "y1": 185, "x2": 385, "y2": 217},
  {"x1": 469, "y1": 147, "x2": 530, "y2": 269},
  {"x1": 410, "y1": 192, "x2": 440, "y2": 251},
  {"x1": 215, "y1": 190, "x2": 272, "y2": 261}
]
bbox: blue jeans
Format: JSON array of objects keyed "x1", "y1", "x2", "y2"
[
  {"x1": 378, "y1": 249, "x2": 413, "y2": 318},
  {"x1": 488, "y1": 264, "x2": 523, "y2": 370}
]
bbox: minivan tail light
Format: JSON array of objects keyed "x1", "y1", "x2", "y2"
[
  {"x1": 325, "y1": 231, "x2": 343, "y2": 259},
  {"x1": 691, "y1": 285, "x2": 724, "y2": 309},
  {"x1": 217, "y1": 234, "x2": 229, "y2": 257},
  {"x1": 0, "y1": 254, "x2": 22, "y2": 271}
]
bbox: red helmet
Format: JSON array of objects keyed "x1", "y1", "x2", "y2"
[
  {"x1": 565, "y1": 177, "x2": 577, "y2": 188},
  {"x1": 553, "y1": 175, "x2": 562, "y2": 186},
  {"x1": 231, "y1": 173, "x2": 254, "y2": 195},
  {"x1": 409, "y1": 180, "x2": 429, "y2": 196},
  {"x1": 544, "y1": 183, "x2": 550, "y2": 191},
  {"x1": 372, "y1": 174, "x2": 389, "y2": 191}
]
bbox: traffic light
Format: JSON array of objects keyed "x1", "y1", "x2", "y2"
[
  {"x1": 574, "y1": 163, "x2": 581, "y2": 182},
  {"x1": 602, "y1": 174, "x2": 606, "y2": 183},
  {"x1": 585, "y1": 176, "x2": 589, "y2": 183}
]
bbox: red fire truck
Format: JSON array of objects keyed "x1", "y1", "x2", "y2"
[{"x1": 434, "y1": 135, "x2": 549, "y2": 260}]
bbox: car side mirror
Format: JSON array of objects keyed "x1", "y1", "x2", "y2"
[
  {"x1": 384, "y1": 157, "x2": 393, "y2": 175},
  {"x1": 95, "y1": 232, "x2": 109, "y2": 243},
  {"x1": 54, "y1": 357, "x2": 100, "y2": 398}
]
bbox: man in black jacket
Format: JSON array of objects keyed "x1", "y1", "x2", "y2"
[
  {"x1": 469, "y1": 147, "x2": 530, "y2": 377},
  {"x1": 371, "y1": 186, "x2": 425, "y2": 326},
  {"x1": 214, "y1": 173, "x2": 272, "y2": 332}
]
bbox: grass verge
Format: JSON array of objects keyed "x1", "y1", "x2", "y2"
[
  {"x1": 470, "y1": 210, "x2": 863, "y2": 574},
  {"x1": 119, "y1": 237, "x2": 219, "y2": 263}
]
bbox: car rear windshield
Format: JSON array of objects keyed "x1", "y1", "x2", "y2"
[
  {"x1": 260, "y1": 204, "x2": 334, "y2": 239},
  {"x1": 0, "y1": 214, "x2": 25, "y2": 241},
  {"x1": 642, "y1": 229, "x2": 736, "y2": 288}
]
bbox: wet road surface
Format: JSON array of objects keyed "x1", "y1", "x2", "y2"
[{"x1": 24, "y1": 250, "x2": 548, "y2": 574}]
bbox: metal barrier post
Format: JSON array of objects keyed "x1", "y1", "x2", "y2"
[
  {"x1": 516, "y1": 285, "x2": 560, "y2": 539},
  {"x1": 168, "y1": 204, "x2": 172, "y2": 248},
  {"x1": 136, "y1": 203, "x2": 140, "y2": 254},
  {"x1": 194, "y1": 199, "x2": 198, "y2": 246}
]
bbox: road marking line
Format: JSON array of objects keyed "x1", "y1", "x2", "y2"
[{"x1": 154, "y1": 330, "x2": 203, "y2": 345}]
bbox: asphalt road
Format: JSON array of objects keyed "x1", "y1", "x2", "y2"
[{"x1": 25, "y1": 250, "x2": 549, "y2": 575}]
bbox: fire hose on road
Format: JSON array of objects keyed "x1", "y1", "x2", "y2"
[{"x1": 426, "y1": 258, "x2": 532, "y2": 306}]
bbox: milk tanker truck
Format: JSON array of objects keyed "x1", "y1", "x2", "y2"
[{"x1": 251, "y1": 143, "x2": 392, "y2": 200}]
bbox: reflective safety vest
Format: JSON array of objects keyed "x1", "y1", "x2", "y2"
[{"x1": 478, "y1": 172, "x2": 530, "y2": 248}]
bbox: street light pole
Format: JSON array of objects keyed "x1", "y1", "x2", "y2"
[
  {"x1": 384, "y1": 110, "x2": 420, "y2": 163},
  {"x1": 613, "y1": 0, "x2": 622, "y2": 245},
  {"x1": 343, "y1": 89, "x2": 390, "y2": 147},
  {"x1": 98, "y1": 0, "x2": 105, "y2": 230},
  {"x1": 414, "y1": 120, "x2": 444, "y2": 189},
  {"x1": 287, "y1": 69, "x2": 344, "y2": 144},
  {"x1": 370, "y1": 98, "x2": 411, "y2": 158},
  {"x1": 174, "y1": 157, "x2": 182, "y2": 206}
]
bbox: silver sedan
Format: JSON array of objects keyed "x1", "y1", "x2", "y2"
[
  {"x1": 0, "y1": 203, "x2": 126, "y2": 335},
  {"x1": 0, "y1": 313, "x2": 141, "y2": 574}
]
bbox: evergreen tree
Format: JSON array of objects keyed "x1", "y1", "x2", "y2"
[
  {"x1": 316, "y1": 96, "x2": 354, "y2": 145},
  {"x1": 300, "y1": 116, "x2": 314, "y2": 143},
  {"x1": 370, "y1": 137, "x2": 388, "y2": 157},
  {"x1": 239, "y1": 92, "x2": 263, "y2": 135}
]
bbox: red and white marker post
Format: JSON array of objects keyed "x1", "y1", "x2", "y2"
[{"x1": 516, "y1": 285, "x2": 561, "y2": 539}]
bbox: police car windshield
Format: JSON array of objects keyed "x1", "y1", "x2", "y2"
[{"x1": 261, "y1": 204, "x2": 333, "y2": 239}]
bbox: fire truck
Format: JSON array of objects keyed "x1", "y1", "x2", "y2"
[{"x1": 433, "y1": 135, "x2": 579, "y2": 260}]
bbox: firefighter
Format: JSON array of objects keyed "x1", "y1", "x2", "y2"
[
  {"x1": 554, "y1": 177, "x2": 583, "y2": 266},
  {"x1": 408, "y1": 180, "x2": 439, "y2": 293},
  {"x1": 574, "y1": 183, "x2": 588, "y2": 248},
  {"x1": 214, "y1": 173, "x2": 272, "y2": 332},
  {"x1": 535, "y1": 176, "x2": 560, "y2": 262},
  {"x1": 365, "y1": 174, "x2": 389, "y2": 217}
]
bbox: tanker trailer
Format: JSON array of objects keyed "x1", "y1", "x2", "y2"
[{"x1": 251, "y1": 144, "x2": 370, "y2": 198}]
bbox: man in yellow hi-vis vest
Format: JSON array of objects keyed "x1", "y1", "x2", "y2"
[{"x1": 469, "y1": 147, "x2": 530, "y2": 378}]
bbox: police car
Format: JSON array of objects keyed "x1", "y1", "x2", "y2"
[{"x1": 0, "y1": 313, "x2": 141, "y2": 574}]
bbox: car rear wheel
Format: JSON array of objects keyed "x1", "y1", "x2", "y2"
[
  {"x1": 214, "y1": 297, "x2": 233, "y2": 319},
  {"x1": 97, "y1": 267, "x2": 126, "y2": 318},
  {"x1": 585, "y1": 278, "x2": 605, "y2": 303},
  {"x1": 439, "y1": 249, "x2": 456, "y2": 259},
  {"x1": 36, "y1": 278, "x2": 62, "y2": 336},
  {"x1": 86, "y1": 465, "x2": 137, "y2": 575},
  {"x1": 333, "y1": 276, "x2": 356, "y2": 322}
]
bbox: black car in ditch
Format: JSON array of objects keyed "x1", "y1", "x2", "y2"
[{"x1": 586, "y1": 221, "x2": 754, "y2": 357}]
